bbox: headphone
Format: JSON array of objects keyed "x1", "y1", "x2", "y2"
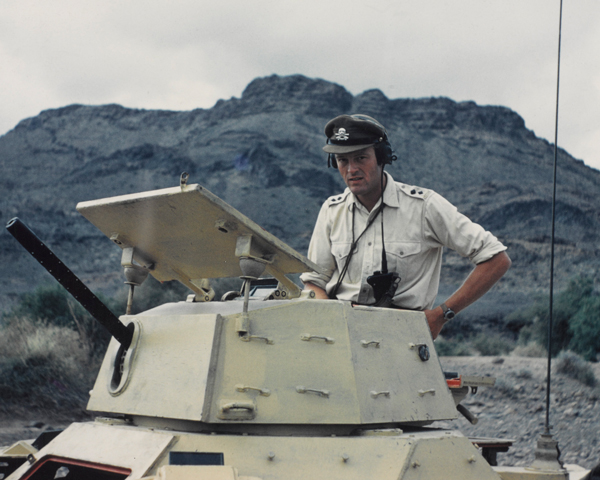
[{"x1": 327, "y1": 114, "x2": 397, "y2": 168}]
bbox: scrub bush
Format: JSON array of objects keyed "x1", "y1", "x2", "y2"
[
  {"x1": 568, "y1": 296, "x2": 600, "y2": 362},
  {"x1": 554, "y1": 351, "x2": 596, "y2": 387},
  {"x1": 434, "y1": 335, "x2": 474, "y2": 356},
  {"x1": 511, "y1": 342, "x2": 547, "y2": 358},
  {"x1": 0, "y1": 317, "x2": 95, "y2": 414},
  {"x1": 513, "y1": 276, "x2": 599, "y2": 360},
  {"x1": 2, "y1": 283, "x2": 114, "y2": 357},
  {"x1": 0, "y1": 283, "x2": 119, "y2": 413},
  {"x1": 472, "y1": 334, "x2": 514, "y2": 356},
  {"x1": 493, "y1": 376, "x2": 518, "y2": 398}
]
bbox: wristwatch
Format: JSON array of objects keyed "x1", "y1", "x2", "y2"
[{"x1": 440, "y1": 303, "x2": 456, "y2": 321}]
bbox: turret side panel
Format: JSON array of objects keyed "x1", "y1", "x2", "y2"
[
  {"x1": 347, "y1": 306, "x2": 458, "y2": 423},
  {"x1": 204, "y1": 301, "x2": 457, "y2": 426},
  {"x1": 206, "y1": 301, "x2": 362, "y2": 424},
  {"x1": 87, "y1": 314, "x2": 220, "y2": 420}
]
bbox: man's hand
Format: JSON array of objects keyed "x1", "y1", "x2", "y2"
[
  {"x1": 425, "y1": 307, "x2": 445, "y2": 340},
  {"x1": 426, "y1": 251, "x2": 511, "y2": 340}
]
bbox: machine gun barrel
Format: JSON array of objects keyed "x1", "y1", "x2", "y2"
[{"x1": 6, "y1": 217, "x2": 133, "y2": 348}]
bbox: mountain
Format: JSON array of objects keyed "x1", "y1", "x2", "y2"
[{"x1": 1, "y1": 74, "x2": 599, "y2": 330}]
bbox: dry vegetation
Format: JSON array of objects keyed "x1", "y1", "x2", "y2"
[{"x1": 0, "y1": 317, "x2": 100, "y2": 415}]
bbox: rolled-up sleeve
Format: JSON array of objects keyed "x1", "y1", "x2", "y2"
[{"x1": 423, "y1": 193, "x2": 506, "y2": 265}]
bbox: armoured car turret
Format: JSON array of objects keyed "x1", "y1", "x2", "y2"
[{"x1": 2, "y1": 179, "x2": 598, "y2": 480}]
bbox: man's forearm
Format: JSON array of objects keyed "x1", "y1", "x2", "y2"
[
  {"x1": 303, "y1": 282, "x2": 330, "y2": 299},
  {"x1": 426, "y1": 251, "x2": 512, "y2": 339},
  {"x1": 444, "y1": 251, "x2": 511, "y2": 313}
]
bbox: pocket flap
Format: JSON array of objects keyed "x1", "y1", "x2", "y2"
[
  {"x1": 331, "y1": 242, "x2": 352, "y2": 261},
  {"x1": 387, "y1": 242, "x2": 421, "y2": 259}
]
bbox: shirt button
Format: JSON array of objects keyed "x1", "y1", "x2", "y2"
[
  {"x1": 368, "y1": 242, "x2": 372, "y2": 246},
  {"x1": 400, "y1": 251, "x2": 404, "y2": 255}
]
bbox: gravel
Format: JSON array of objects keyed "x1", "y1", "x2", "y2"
[{"x1": 436, "y1": 356, "x2": 600, "y2": 469}]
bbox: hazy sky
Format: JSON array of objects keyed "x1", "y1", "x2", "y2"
[{"x1": 2, "y1": 0, "x2": 599, "y2": 170}]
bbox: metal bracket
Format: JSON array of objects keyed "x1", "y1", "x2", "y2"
[
  {"x1": 180, "y1": 172, "x2": 189, "y2": 189},
  {"x1": 240, "y1": 334, "x2": 274, "y2": 345},
  {"x1": 271, "y1": 277, "x2": 303, "y2": 299},
  {"x1": 186, "y1": 278, "x2": 215, "y2": 303},
  {"x1": 217, "y1": 400, "x2": 256, "y2": 420},
  {"x1": 121, "y1": 247, "x2": 153, "y2": 283},
  {"x1": 235, "y1": 233, "x2": 302, "y2": 299},
  {"x1": 296, "y1": 386, "x2": 330, "y2": 398},
  {"x1": 235, "y1": 384, "x2": 271, "y2": 396},
  {"x1": 418, "y1": 389, "x2": 436, "y2": 397},
  {"x1": 120, "y1": 247, "x2": 153, "y2": 314},
  {"x1": 301, "y1": 334, "x2": 335, "y2": 344},
  {"x1": 370, "y1": 391, "x2": 391, "y2": 399}
]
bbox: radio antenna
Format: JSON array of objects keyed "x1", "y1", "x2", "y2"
[
  {"x1": 546, "y1": 0, "x2": 564, "y2": 436},
  {"x1": 528, "y1": 0, "x2": 566, "y2": 473}
]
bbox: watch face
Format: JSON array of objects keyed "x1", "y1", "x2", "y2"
[{"x1": 445, "y1": 310, "x2": 455, "y2": 321}]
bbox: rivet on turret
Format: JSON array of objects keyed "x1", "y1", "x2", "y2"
[
  {"x1": 342, "y1": 454, "x2": 350, "y2": 463},
  {"x1": 268, "y1": 452, "x2": 276, "y2": 461},
  {"x1": 468, "y1": 455, "x2": 477, "y2": 463},
  {"x1": 411, "y1": 461, "x2": 420, "y2": 468}
]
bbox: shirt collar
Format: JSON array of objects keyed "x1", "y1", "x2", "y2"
[
  {"x1": 382, "y1": 172, "x2": 399, "y2": 208},
  {"x1": 345, "y1": 171, "x2": 399, "y2": 211}
]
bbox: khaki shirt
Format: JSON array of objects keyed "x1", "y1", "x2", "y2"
[{"x1": 300, "y1": 172, "x2": 507, "y2": 310}]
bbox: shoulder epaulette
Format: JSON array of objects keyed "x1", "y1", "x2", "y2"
[
  {"x1": 327, "y1": 191, "x2": 350, "y2": 206},
  {"x1": 398, "y1": 183, "x2": 430, "y2": 200}
]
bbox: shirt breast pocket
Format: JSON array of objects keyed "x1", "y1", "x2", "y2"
[
  {"x1": 331, "y1": 242, "x2": 354, "y2": 280},
  {"x1": 386, "y1": 242, "x2": 422, "y2": 279}
]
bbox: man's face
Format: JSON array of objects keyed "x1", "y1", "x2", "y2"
[{"x1": 335, "y1": 146, "x2": 383, "y2": 203}]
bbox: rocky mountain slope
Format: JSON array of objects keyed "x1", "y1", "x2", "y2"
[{"x1": 1, "y1": 74, "x2": 599, "y2": 324}]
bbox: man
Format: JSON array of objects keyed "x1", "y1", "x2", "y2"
[{"x1": 300, "y1": 114, "x2": 511, "y2": 339}]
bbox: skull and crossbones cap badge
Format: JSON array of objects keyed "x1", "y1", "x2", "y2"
[{"x1": 323, "y1": 114, "x2": 388, "y2": 154}]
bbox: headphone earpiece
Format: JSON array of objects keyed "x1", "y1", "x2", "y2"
[
  {"x1": 329, "y1": 154, "x2": 337, "y2": 169},
  {"x1": 374, "y1": 139, "x2": 396, "y2": 166},
  {"x1": 326, "y1": 138, "x2": 337, "y2": 168}
]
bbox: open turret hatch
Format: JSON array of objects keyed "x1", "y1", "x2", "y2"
[{"x1": 77, "y1": 182, "x2": 323, "y2": 296}]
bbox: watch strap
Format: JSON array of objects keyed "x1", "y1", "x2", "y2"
[{"x1": 440, "y1": 303, "x2": 455, "y2": 320}]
